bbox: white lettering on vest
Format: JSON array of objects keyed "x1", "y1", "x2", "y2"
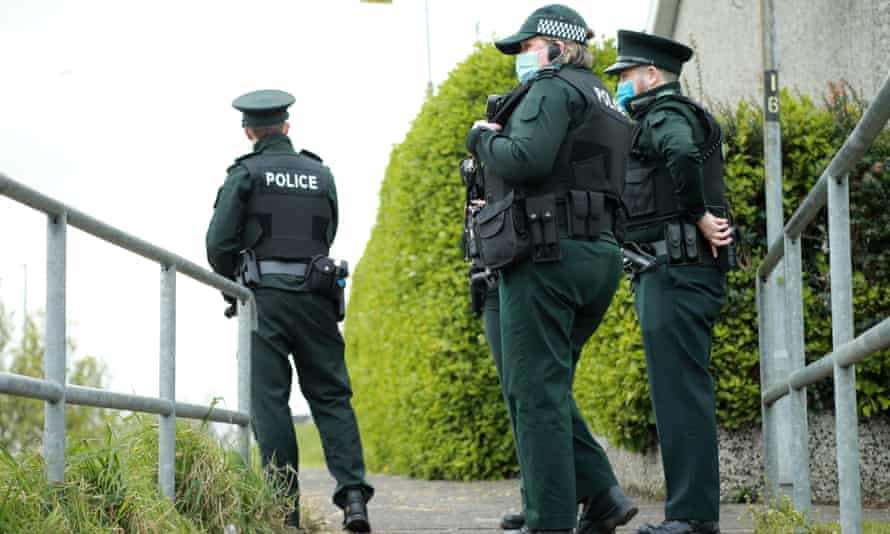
[
  {"x1": 594, "y1": 87, "x2": 620, "y2": 112},
  {"x1": 265, "y1": 171, "x2": 321, "y2": 191}
]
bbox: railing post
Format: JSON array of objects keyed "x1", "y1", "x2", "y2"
[
  {"x1": 159, "y1": 264, "x2": 176, "y2": 501},
  {"x1": 45, "y1": 212, "x2": 67, "y2": 483},
  {"x1": 237, "y1": 297, "x2": 252, "y2": 464},
  {"x1": 828, "y1": 173, "x2": 862, "y2": 534},
  {"x1": 757, "y1": 275, "x2": 779, "y2": 499},
  {"x1": 783, "y1": 233, "x2": 811, "y2": 517}
]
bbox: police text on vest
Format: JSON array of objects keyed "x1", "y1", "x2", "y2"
[{"x1": 265, "y1": 172, "x2": 319, "y2": 190}]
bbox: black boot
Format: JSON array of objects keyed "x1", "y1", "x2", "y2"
[
  {"x1": 284, "y1": 496, "x2": 301, "y2": 529},
  {"x1": 501, "y1": 511, "x2": 525, "y2": 530},
  {"x1": 517, "y1": 528, "x2": 572, "y2": 534},
  {"x1": 636, "y1": 520, "x2": 720, "y2": 534},
  {"x1": 343, "y1": 488, "x2": 372, "y2": 533},
  {"x1": 576, "y1": 485, "x2": 639, "y2": 534}
]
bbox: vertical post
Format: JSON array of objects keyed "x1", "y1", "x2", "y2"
[
  {"x1": 22, "y1": 263, "x2": 28, "y2": 336},
  {"x1": 784, "y1": 234, "x2": 811, "y2": 517},
  {"x1": 828, "y1": 174, "x2": 862, "y2": 534},
  {"x1": 44, "y1": 213, "x2": 67, "y2": 483},
  {"x1": 159, "y1": 264, "x2": 176, "y2": 501},
  {"x1": 424, "y1": 0, "x2": 433, "y2": 94},
  {"x1": 759, "y1": 0, "x2": 792, "y2": 501},
  {"x1": 757, "y1": 276, "x2": 778, "y2": 498},
  {"x1": 237, "y1": 297, "x2": 252, "y2": 464}
]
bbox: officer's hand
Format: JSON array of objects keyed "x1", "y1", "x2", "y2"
[
  {"x1": 472, "y1": 120, "x2": 503, "y2": 132},
  {"x1": 696, "y1": 211, "x2": 734, "y2": 258}
]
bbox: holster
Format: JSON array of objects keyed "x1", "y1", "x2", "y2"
[
  {"x1": 306, "y1": 255, "x2": 348, "y2": 321},
  {"x1": 525, "y1": 193, "x2": 561, "y2": 263},
  {"x1": 472, "y1": 191, "x2": 530, "y2": 270},
  {"x1": 237, "y1": 249, "x2": 261, "y2": 288}
]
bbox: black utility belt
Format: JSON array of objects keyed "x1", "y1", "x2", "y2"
[
  {"x1": 641, "y1": 220, "x2": 716, "y2": 267},
  {"x1": 471, "y1": 190, "x2": 616, "y2": 270}
]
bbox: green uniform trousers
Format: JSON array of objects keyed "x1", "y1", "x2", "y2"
[
  {"x1": 633, "y1": 264, "x2": 725, "y2": 521},
  {"x1": 483, "y1": 288, "x2": 526, "y2": 509},
  {"x1": 250, "y1": 287, "x2": 373, "y2": 508},
  {"x1": 499, "y1": 239, "x2": 623, "y2": 530}
]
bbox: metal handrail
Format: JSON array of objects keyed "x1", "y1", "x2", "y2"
[
  {"x1": 0, "y1": 172, "x2": 255, "y2": 502},
  {"x1": 761, "y1": 316, "x2": 890, "y2": 406},
  {"x1": 756, "y1": 69, "x2": 890, "y2": 534},
  {"x1": 758, "y1": 71, "x2": 890, "y2": 280}
]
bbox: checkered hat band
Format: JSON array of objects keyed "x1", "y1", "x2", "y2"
[{"x1": 536, "y1": 18, "x2": 587, "y2": 42}]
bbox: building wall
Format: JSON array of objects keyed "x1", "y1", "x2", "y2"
[{"x1": 666, "y1": 0, "x2": 890, "y2": 106}]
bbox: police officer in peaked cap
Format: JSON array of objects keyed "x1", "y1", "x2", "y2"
[
  {"x1": 466, "y1": 5, "x2": 638, "y2": 533},
  {"x1": 606, "y1": 30, "x2": 735, "y2": 534},
  {"x1": 206, "y1": 89, "x2": 373, "y2": 532}
]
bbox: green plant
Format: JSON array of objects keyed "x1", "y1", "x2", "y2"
[{"x1": 0, "y1": 416, "x2": 321, "y2": 533}]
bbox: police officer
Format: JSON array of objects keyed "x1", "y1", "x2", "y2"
[
  {"x1": 605, "y1": 31, "x2": 734, "y2": 534},
  {"x1": 466, "y1": 5, "x2": 638, "y2": 533},
  {"x1": 206, "y1": 89, "x2": 373, "y2": 532}
]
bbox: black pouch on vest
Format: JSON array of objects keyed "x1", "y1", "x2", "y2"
[
  {"x1": 473, "y1": 191, "x2": 530, "y2": 270},
  {"x1": 666, "y1": 222, "x2": 685, "y2": 264},
  {"x1": 526, "y1": 193, "x2": 561, "y2": 263},
  {"x1": 569, "y1": 190, "x2": 589, "y2": 239},
  {"x1": 682, "y1": 223, "x2": 699, "y2": 262},
  {"x1": 622, "y1": 165, "x2": 658, "y2": 218}
]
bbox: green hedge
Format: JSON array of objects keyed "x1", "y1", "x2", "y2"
[{"x1": 345, "y1": 41, "x2": 890, "y2": 480}]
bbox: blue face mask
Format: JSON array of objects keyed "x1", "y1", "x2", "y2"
[
  {"x1": 616, "y1": 80, "x2": 636, "y2": 113},
  {"x1": 515, "y1": 50, "x2": 540, "y2": 83}
]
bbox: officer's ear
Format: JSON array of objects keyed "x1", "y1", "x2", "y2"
[
  {"x1": 282, "y1": 122, "x2": 290, "y2": 135},
  {"x1": 244, "y1": 127, "x2": 256, "y2": 142}
]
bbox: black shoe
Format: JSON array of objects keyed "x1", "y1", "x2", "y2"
[
  {"x1": 284, "y1": 507, "x2": 301, "y2": 529},
  {"x1": 343, "y1": 488, "x2": 372, "y2": 533},
  {"x1": 517, "y1": 528, "x2": 571, "y2": 534},
  {"x1": 636, "y1": 520, "x2": 720, "y2": 534},
  {"x1": 501, "y1": 511, "x2": 525, "y2": 530},
  {"x1": 577, "y1": 485, "x2": 639, "y2": 534}
]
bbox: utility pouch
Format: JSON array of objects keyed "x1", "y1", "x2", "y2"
[
  {"x1": 525, "y1": 193, "x2": 561, "y2": 263},
  {"x1": 682, "y1": 223, "x2": 699, "y2": 262},
  {"x1": 666, "y1": 223, "x2": 685, "y2": 264},
  {"x1": 568, "y1": 190, "x2": 605, "y2": 240},
  {"x1": 306, "y1": 256, "x2": 339, "y2": 297},
  {"x1": 473, "y1": 191, "x2": 530, "y2": 270},
  {"x1": 237, "y1": 249, "x2": 261, "y2": 288}
]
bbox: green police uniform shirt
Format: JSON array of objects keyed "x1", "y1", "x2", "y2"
[
  {"x1": 205, "y1": 133, "x2": 339, "y2": 292},
  {"x1": 628, "y1": 81, "x2": 709, "y2": 226},
  {"x1": 468, "y1": 64, "x2": 588, "y2": 185}
]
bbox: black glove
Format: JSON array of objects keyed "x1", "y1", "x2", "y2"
[{"x1": 223, "y1": 293, "x2": 237, "y2": 319}]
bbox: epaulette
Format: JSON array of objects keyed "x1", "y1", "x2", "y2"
[
  {"x1": 226, "y1": 152, "x2": 255, "y2": 173},
  {"x1": 535, "y1": 65, "x2": 559, "y2": 80},
  {"x1": 299, "y1": 149, "x2": 323, "y2": 162}
]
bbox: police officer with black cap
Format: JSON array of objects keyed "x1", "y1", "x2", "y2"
[
  {"x1": 206, "y1": 89, "x2": 373, "y2": 532},
  {"x1": 466, "y1": 5, "x2": 638, "y2": 533},
  {"x1": 605, "y1": 31, "x2": 735, "y2": 534}
]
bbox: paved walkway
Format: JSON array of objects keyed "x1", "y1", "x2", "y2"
[{"x1": 300, "y1": 467, "x2": 890, "y2": 533}]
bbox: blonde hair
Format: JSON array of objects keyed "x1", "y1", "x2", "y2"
[{"x1": 545, "y1": 37, "x2": 593, "y2": 69}]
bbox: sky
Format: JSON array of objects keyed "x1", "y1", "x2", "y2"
[{"x1": 0, "y1": 0, "x2": 651, "y2": 417}]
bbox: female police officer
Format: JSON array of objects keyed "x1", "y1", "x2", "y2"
[{"x1": 465, "y1": 5, "x2": 637, "y2": 533}]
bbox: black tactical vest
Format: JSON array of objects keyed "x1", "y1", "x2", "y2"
[
  {"x1": 485, "y1": 67, "x2": 633, "y2": 204},
  {"x1": 241, "y1": 150, "x2": 334, "y2": 261},
  {"x1": 623, "y1": 96, "x2": 727, "y2": 237}
]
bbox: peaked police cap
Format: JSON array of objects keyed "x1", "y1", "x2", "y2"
[
  {"x1": 604, "y1": 30, "x2": 693, "y2": 75},
  {"x1": 232, "y1": 89, "x2": 295, "y2": 128},
  {"x1": 494, "y1": 4, "x2": 593, "y2": 55}
]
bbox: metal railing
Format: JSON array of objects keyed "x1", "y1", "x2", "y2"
[
  {"x1": 0, "y1": 173, "x2": 256, "y2": 501},
  {"x1": 756, "y1": 70, "x2": 890, "y2": 534}
]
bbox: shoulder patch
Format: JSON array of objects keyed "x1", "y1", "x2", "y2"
[{"x1": 299, "y1": 149, "x2": 323, "y2": 162}]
